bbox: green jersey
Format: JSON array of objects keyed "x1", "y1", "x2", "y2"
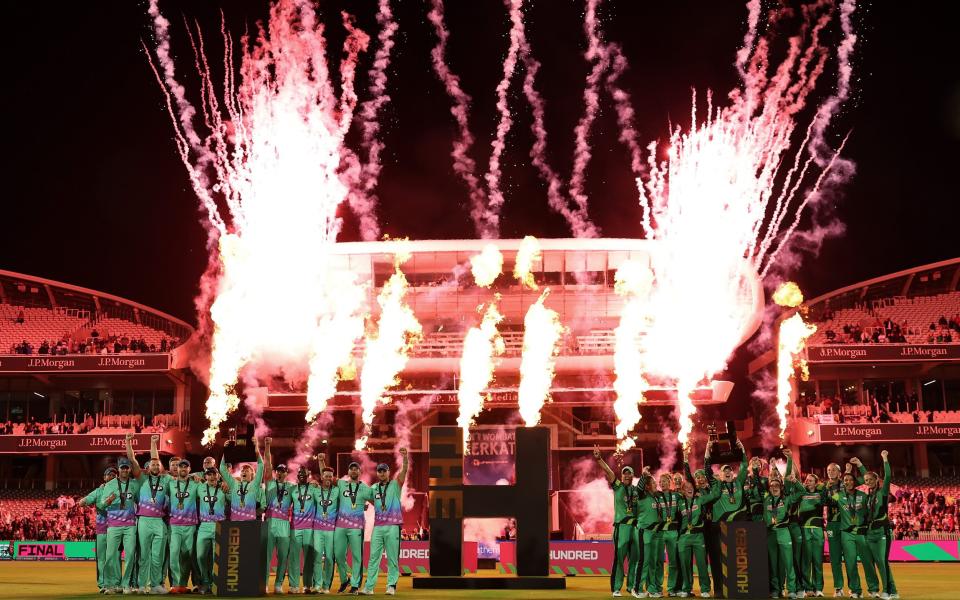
[
  {"x1": 864, "y1": 461, "x2": 892, "y2": 527},
  {"x1": 705, "y1": 453, "x2": 749, "y2": 521},
  {"x1": 762, "y1": 489, "x2": 801, "y2": 529},
  {"x1": 678, "y1": 486, "x2": 719, "y2": 533},
  {"x1": 827, "y1": 487, "x2": 870, "y2": 531},
  {"x1": 220, "y1": 457, "x2": 263, "y2": 521},
  {"x1": 611, "y1": 479, "x2": 640, "y2": 525}
]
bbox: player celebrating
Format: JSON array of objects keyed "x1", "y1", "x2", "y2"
[
  {"x1": 362, "y1": 448, "x2": 409, "y2": 596},
  {"x1": 219, "y1": 437, "x2": 265, "y2": 522},
  {"x1": 593, "y1": 446, "x2": 642, "y2": 598},
  {"x1": 134, "y1": 435, "x2": 171, "y2": 594},
  {"x1": 78, "y1": 467, "x2": 118, "y2": 593},
  {"x1": 823, "y1": 461, "x2": 846, "y2": 597},
  {"x1": 309, "y1": 463, "x2": 341, "y2": 594},
  {"x1": 679, "y1": 448, "x2": 719, "y2": 598},
  {"x1": 763, "y1": 477, "x2": 803, "y2": 599},
  {"x1": 100, "y1": 434, "x2": 143, "y2": 594},
  {"x1": 196, "y1": 464, "x2": 227, "y2": 594},
  {"x1": 166, "y1": 458, "x2": 200, "y2": 594},
  {"x1": 825, "y1": 463, "x2": 873, "y2": 599},
  {"x1": 262, "y1": 439, "x2": 296, "y2": 593},
  {"x1": 330, "y1": 458, "x2": 371, "y2": 594},
  {"x1": 288, "y1": 464, "x2": 319, "y2": 593},
  {"x1": 863, "y1": 451, "x2": 896, "y2": 600},
  {"x1": 704, "y1": 439, "x2": 749, "y2": 521},
  {"x1": 656, "y1": 472, "x2": 682, "y2": 598}
]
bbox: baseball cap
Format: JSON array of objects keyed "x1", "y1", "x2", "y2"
[
  {"x1": 621, "y1": 466, "x2": 634, "y2": 475},
  {"x1": 348, "y1": 461, "x2": 361, "y2": 469},
  {"x1": 104, "y1": 467, "x2": 118, "y2": 476},
  {"x1": 178, "y1": 460, "x2": 191, "y2": 468},
  {"x1": 118, "y1": 457, "x2": 131, "y2": 468},
  {"x1": 204, "y1": 467, "x2": 218, "y2": 475},
  {"x1": 275, "y1": 464, "x2": 288, "y2": 472},
  {"x1": 376, "y1": 463, "x2": 390, "y2": 472},
  {"x1": 693, "y1": 469, "x2": 706, "y2": 478}
]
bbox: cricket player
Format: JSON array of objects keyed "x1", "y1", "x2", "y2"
[
  {"x1": 863, "y1": 451, "x2": 897, "y2": 599},
  {"x1": 825, "y1": 465, "x2": 874, "y2": 598},
  {"x1": 263, "y1": 438, "x2": 296, "y2": 592},
  {"x1": 134, "y1": 435, "x2": 171, "y2": 593},
  {"x1": 78, "y1": 467, "x2": 118, "y2": 593},
  {"x1": 100, "y1": 434, "x2": 143, "y2": 594},
  {"x1": 362, "y1": 448, "x2": 409, "y2": 596},
  {"x1": 329, "y1": 457, "x2": 371, "y2": 594},
  {"x1": 679, "y1": 449, "x2": 719, "y2": 598},
  {"x1": 196, "y1": 466, "x2": 226, "y2": 592},
  {"x1": 823, "y1": 461, "x2": 846, "y2": 597},
  {"x1": 166, "y1": 459, "x2": 200, "y2": 594},
  {"x1": 593, "y1": 446, "x2": 642, "y2": 598},
  {"x1": 309, "y1": 464, "x2": 340, "y2": 593},
  {"x1": 763, "y1": 478, "x2": 804, "y2": 599},
  {"x1": 219, "y1": 437, "x2": 264, "y2": 522}
]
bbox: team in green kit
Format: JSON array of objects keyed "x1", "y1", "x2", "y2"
[
  {"x1": 593, "y1": 439, "x2": 899, "y2": 600},
  {"x1": 77, "y1": 433, "x2": 413, "y2": 595}
]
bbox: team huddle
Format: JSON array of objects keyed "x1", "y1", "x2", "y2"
[
  {"x1": 78, "y1": 434, "x2": 409, "y2": 596},
  {"x1": 596, "y1": 441, "x2": 898, "y2": 600}
]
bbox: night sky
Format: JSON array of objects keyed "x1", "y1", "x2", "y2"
[{"x1": 3, "y1": 0, "x2": 958, "y2": 327}]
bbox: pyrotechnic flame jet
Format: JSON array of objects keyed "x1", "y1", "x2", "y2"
[
  {"x1": 612, "y1": 260, "x2": 654, "y2": 451},
  {"x1": 774, "y1": 282, "x2": 817, "y2": 440},
  {"x1": 145, "y1": 0, "x2": 375, "y2": 445},
  {"x1": 356, "y1": 249, "x2": 423, "y2": 450},
  {"x1": 457, "y1": 302, "x2": 505, "y2": 449}
]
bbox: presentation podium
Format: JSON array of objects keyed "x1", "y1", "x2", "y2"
[
  {"x1": 706, "y1": 520, "x2": 769, "y2": 599},
  {"x1": 213, "y1": 520, "x2": 267, "y2": 596}
]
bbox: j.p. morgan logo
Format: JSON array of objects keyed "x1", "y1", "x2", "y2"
[
  {"x1": 821, "y1": 423, "x2": 960, "y2": 442},
  {"x1": 26, "y1": 358, "x2": 76, "y2": 369},
  {"x1": 899, "y1": 347, "x2": 948, "y2": 358},
  {"x1": 816, "y1": 347, "x2": 868, "y2": 359},
  {"x1": 832, "y1": 426, "x2": 883, "y2": 438}
]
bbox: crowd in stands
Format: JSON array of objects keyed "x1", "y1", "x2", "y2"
[
  {"x1": 0, "y1": 414, "x2": 179, "y2": 435},
  {"x1": 890, "y1": 486, "x2": 958, "y2": 539},
  {"x1": 9, "y1": 330, "x2": 179, "y2": 356},
  {"x1": 0, "y1": 500, "x2": 96, "y2": 541},
  {"x1": 820, "y1": 314, "x2": 958, "y2": 344}
]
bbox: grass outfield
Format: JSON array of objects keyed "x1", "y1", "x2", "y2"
[{"x1": 0, "y1": 563, "x2": 958, "y2": 600}]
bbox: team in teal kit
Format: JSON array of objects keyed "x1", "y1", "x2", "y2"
[{"x1": 363, "y1": 447, "x2": 409, "y2": 596}]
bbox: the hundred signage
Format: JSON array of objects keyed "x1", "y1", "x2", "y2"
[
  {"x1": 807, "y1": 344, "x2": 960, "y2": 363},
  {"x1": 0, "y1": 432, "x2": 185, "y2": 454},
  {"x1": 0, "y1": 353, "x2": 170, "y2": 373},
  {"x1": 819, "y1": 423, "x2": 960, "y2": 443}
]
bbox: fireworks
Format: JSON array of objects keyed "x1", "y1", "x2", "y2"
[
  {"x1": 356, "y1": 254, "x2": 423, "y2": 450},
  {"x1": 518, "y1": 292, "x2": 564, "y2": 427},
  {"x1": 775, "y1": 283, "x2": 817, "y2": 439},
  {"x1": 146, "y1": 0, "x2": 373, "y2": 444}
]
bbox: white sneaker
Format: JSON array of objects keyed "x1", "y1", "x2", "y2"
[
  {"x1": 122, "y1": 589, "x2": 133, "y2": 596},
  {"x1": 849, "y1": 595, "x2": 860, "y2": 599},
  {"x1": 385, "y1": 587, "x2": 396, "y2": 596},
  {"x1": 360, "y1": 591, "x2": 374, "y2": 596},
  {"x1": 816, "y1": 593, "x2": 824, "y2": 598},
  {"x1": 651, "y1": 594, "x2": 663, "y2": 599},
  {"x1": 632, "y1": 592, "x2": 642, "y2": 599},
  {"x1": 613, "y1": 592, "x2": 622, "y2": 598},
  {"x1": 834, "y1": 591, "x2": 844, "y2": 598},
  {"x1": 274, "y1": 588, "x2": 284, "y2": 595},
  {"x1": 878, "y1": 595, "x2": 889, "y2": 600},
  {"x1": 152, "y1": 587, "x2": 169, "y2": 595},
  {"x1": 701, "y1": 594, "x2": 711, "y2": 599}
]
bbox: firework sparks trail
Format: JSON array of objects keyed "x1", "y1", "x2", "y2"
[
  {"x1": 356, "y1": 255, "x2": 423, "y2": 450},
  {"x1": 774, "y1": 282, "x2": 816, "y2": 439},
  {"x1": 470, "y1": 244, "x2": 504, "y2": 288},
  {"x1": 612, "y1": 260, "x2": 653, "y2": 451},
  {"x1": 146, "y1": 0, "x2": 371, "y2": 445},
  {"x1": 347, "y1": 0, "x2": 397, "y2": 241},
  {"x1": 628, "y1": 0, "x2": 856, "y2": 445},
  {"x1": 457, "y1": 303, "x2": 506, "y2": 449},
  {"x1": 518, "y1": 291, "x2": 564, "y2": 427}
]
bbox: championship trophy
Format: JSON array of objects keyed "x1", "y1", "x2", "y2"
[
  {"x1": 222, "y1": 424, "x2": 256, "y2": 465},
  {"x1": 706, "y1": 420, "x2": 743, "y2": 464}
]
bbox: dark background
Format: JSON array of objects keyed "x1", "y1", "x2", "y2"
[{"x1": 2, "y1": 0, "x2": 957, "y2": 327}]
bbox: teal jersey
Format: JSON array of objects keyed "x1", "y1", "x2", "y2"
[
  {"x1": 199, "y1": 481, "x2": 227, "y2": 522},
  {"x1": 290, "y1": 482, "x2": 319, "y2": 530},
  {"x1": 83, "y1": 485, "x2": 109, "y2": 535},
  {"x1": 313, "y1": 484, "x2": 340, "y2": 531},
  {"x1": 371, "y1": 479, "x2": 403, "y2": 526},
  {"x1": 335, "y1": 479, "x2": 371, "y2": 529},
  {"x1": 166, "y1": 477, "x2": 200, "y2": 526},
  {"x1": 220, "y1": 457, "x2": 263, "y2": 521},
  {"x1": 265, "y1": 480, "x2": 296, "y2": 521},
  {"x1": 100, "y1": 476, "x2": 142, "y2": 527},
  {"x1": 136, "y1": 472, "x2": 173, "y2": 518}
]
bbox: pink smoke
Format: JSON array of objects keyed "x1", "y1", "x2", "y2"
[
  {"x1": 565, "y1": 456, "x2": 614, "y2": 535},
  {"x1": 393, "y1": 393, "x2": 437, "y2": 510}
]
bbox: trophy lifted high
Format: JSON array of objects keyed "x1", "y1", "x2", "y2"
[{"x1": 706, "y1": 420, "x2": 744, "y2": 464}]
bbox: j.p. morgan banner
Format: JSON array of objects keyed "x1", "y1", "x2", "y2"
[
  {"x1": 0, "y1": 353, "x2": 170, "y2": 373},
  {"x1": 0, "y1": 432, "x2": 185, "y2": 454},
  {"x1": 819, "y1": 423, "x2": 960, "y2": 443},
  {"x1": 807, "y1": 344, "x2": 960, "y2": 363}
]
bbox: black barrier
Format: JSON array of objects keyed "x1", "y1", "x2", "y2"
[
  {"x1": 213, "y1": 520, "x2": 266, "y2": 596},
  {"x1": 707, "y1": 520, "x2": 768, "y2": 599}
]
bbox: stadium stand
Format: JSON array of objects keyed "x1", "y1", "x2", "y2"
[
  {"x1": 811, "y1": 290, "x2": 960, "y2": 345},
  {"x1": 0, "y1": 490, "x2": 96, "y2": 541}
]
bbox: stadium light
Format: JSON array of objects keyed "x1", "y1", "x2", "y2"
[{"x1": 923, "y1": 380, "x2": 937, "y2": 386}]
